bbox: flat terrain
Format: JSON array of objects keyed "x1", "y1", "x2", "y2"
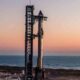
[
  {"x1": 45, "y1": 76, "x2": 80, "y2": 80},
  {"x1": 0, "y1": 66, "x2": 80, "y2": 80},
  {"x1": 45, "y1": 69, "x2": 80, "y2": 80}
]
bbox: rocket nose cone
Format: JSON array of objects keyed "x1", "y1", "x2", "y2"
[{"x1": 38, "y1": 10, "x2": 43, "y2": 16}]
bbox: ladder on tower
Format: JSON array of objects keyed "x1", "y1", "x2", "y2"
[{"x1": 25, "y1": 5, "x2": 34, "y2": 80}]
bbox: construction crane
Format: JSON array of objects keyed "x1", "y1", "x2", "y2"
[{"x1": 25, "y1": 5, "x2": 47, "y2": 80}]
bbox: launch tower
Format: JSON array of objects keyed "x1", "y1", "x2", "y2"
[{"x1": 25, "y1": 5, "x2": 47, "y2": 80}]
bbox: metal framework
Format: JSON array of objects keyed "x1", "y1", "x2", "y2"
[
  {"x1": 25, "y1": 5, "x2": 47, "y2": 80},
  {"x1": 25, "y1": 5, "x2": 34, "y2": 80}
]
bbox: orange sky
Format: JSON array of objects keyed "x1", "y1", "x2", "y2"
[{"x1": 0, "y1": 0, "x2": 80, "y2": 55}]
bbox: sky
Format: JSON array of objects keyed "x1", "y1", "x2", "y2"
[{"x1": 0, "y1": 0, "x2": 80, "y2": 55}]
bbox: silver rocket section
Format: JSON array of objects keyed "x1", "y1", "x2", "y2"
[
  {"x1": 37, "y1": 11, "x2": 44, "y2": 69},
  {"x1": 36, "y1": 10, "x2": 47, "y2": 70}
]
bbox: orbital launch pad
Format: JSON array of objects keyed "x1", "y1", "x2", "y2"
[{"x1": 25, "y1": 5, "x2": 47, "y2": 80}]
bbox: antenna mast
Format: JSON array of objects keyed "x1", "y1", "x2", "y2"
[{"x1": 29, "y1": 0, "x2": 31, "y2": 5}]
